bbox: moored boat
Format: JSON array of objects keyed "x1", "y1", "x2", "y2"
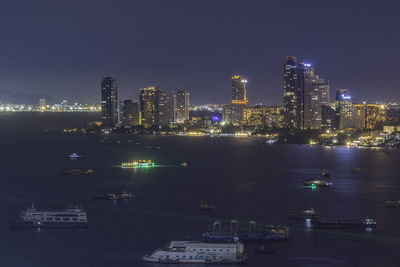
[
  {"x1": 303, "y1": 179, "x2": 332, "y2": 187},
  {"x1": 199, "y1": 200, "x2": 216, "y2": 211},
  {"x1": 311, "y1": 218, "x2": 376, "y2": 229},
  {"x1": 142, "y1": 240, "x2": 247, "y2": 264},
  {"x1": 121, "y1": 160, "x2": 155, "y2": 168},
  {"x1": 385, "y1": 200, "x2": 400, "y2": 207},
  {"x1": 60, "y1": 169, "x2": 94, "y2": 175},
  {"x1": 68, "y1": 153, "x2": 83, "y2": 159},
  {"x1": 288, "y1": 208, "x2": 318, "y2": 219},
  {"x1": 94, "y1": 191, "x2": 134, "y2": 200},
  {"x1": 9, "y1": 203, "x2": 88, "y2": 228},
  {"x1": 202, "y1": 220, "x2": 289, "y2": 242}
]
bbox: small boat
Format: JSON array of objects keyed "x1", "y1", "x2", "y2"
[
  {"x1": 255, "y1": 245, "x2": 275, "y2": 255},
  {"x1": 93, "y1": 193, "x2": 119, "y2": 200},
  {"x1": 312, "y1": 218, "x2": 376, "y2": 229},
  {"x1": 60, "y1": 169, "x2": 94, "y2": 175},
  {"x1": 199, "y1": 200, "x2": 216, "y2": 211},
  {"x1": 94, "y1": 191, "x2": 134, "y2": 200},
  {"x1": 321, "y1": 170, "x2": 331, "y2": 178},
  {"x1": 288, "y1": 208, "x2": 318, "y2": 219},
  {"x1": 352, "y1": 168, "x2": 362, "y2": 172},
  {"x1": 181, "y1": 162, "x2": 188, "y2": 167},
  {"x1": 118, "y1": 191, "x2": 135, "y2": 199},
  {"x1": 303, "y1": 179, "x2": 332, "y2": 187},
  {"x1": 68, "y1": 153, "x2": 83, "y2": 159},
  {"x1": 385, "y1": 200, "x2": 400, "y2": 207},
  {"x1": 121, "y1": 160, "x2": 155, "y2": 168}
]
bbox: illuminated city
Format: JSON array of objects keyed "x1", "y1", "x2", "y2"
[{"x1": 1, "y1": 1, "x2": 400, "y2": 267}]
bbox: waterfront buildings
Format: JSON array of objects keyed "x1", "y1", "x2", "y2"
[
  {"x1": 175, "y1": 89, "x2": 189, "y2": 123},
  {"x1": 231, "y1": 75, "x2": 248, "y2": 125},
  {"x1": 159, "y1": 91, "x2": 175, "y2": 126},
  {"x1": 242, "y1": 105, "x2": 282, "y2": 127},
  {"x1": 121, "y1": 100, "x2": 140, "y2": 126},
  {"x1": 39, "y1": 98, "x2": 46, "y2": 108},
  {"x1": 335, "y1": 89, "x2": 353, "y2": 130},
  {"x1": 222, "y1": 104, "x2": 233, "y2": 124},
  {"x1": 353, "y1": 104, "x2": 366, "y2": 129},
  {"x1": 283, "y1": 56, "x2": 304, "y2": 129},
  {"x1": 139, "y1": 86, "x2": 161, "y2": 127},
  {"x1": 101, "y1": 76, "x2": 119, "y2": 127}
]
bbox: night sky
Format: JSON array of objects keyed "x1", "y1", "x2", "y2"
[{"x1": 0, "y1": 0, "x2": 399, "y2": 105}]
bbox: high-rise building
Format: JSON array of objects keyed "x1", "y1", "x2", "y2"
[
  {"x1": 242, "y1": 105, "x2": 282, "y2": 127},
  {"x1": 122, "y1": 100, "x2": 140, "y2": 126},
  {"x1": 321, "y1": 104, "x2": 336, "y2": 130},
  {"x1": 303, "y1": 65, "x2": 330, "y2": 129},
  {"x1": 231, "y1": 75, "x2": 248, "y2": 125},
  {"x1": 101, "y1": 76, "x2": 119, "y2": 127},
  {"x1": 353, "y1": 104, "x2": 366, "y2": 129},
  {"x1": 283, "y1": 56, "x2": 305, "y2": 129},
  {"x1": 335, "y1": 89, "x2": 353, "y2": 129},
  {"x1": 366, "y1": 104, "x2": 386, "y2": 129},
  {"x1": 159, "y1": 91, "x2": 175, "y2": 126},
  {"x1": 175, "y1": 89, "x2": 189, "y2": 123},
  {"x1": 139, "y1": 86, "x2": 162, "y2": 127},
  {"x1": 39, "y1": 98, "x2": 46, "y2": 107},
  {"x1": 222, "y1": 104, "x2": 232, "y2": 124}
]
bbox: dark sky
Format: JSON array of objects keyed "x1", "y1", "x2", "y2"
[{"x1": 0, "y1": 0, "x2": 399, "y2": 105}]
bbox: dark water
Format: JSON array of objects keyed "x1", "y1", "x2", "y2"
[{"x1": 0, "y1": 114, "x2": 400, "y2": 267}]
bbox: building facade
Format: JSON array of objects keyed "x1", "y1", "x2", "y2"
[
  {"x1": 335, "y1": 89, "x2": 353, "y2": 130},
  {"x1": 283, "y1": 56, "x2": 304, "y2": 129},
  {"x1": 175, "y1": 89, "x2": 189, "y2": 123},
  {"x1": 231, "y1": 75, "x2": 248, "y2": 125},
  {"x1": 242, "y1": 105, "x2": 282, "y2": 127},
  {"x1": 101, "y1": 76, "x2": 119, "y2": 127},
  {"x1": 122, "y1": 100, "x2": 140, "y2": 126},
  {"x1": 139, "y1": 86, "x2": 161, "y2": 127}
]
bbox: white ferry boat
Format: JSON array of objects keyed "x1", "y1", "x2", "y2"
[
  {"x1": 8, "y1": 203, "x2": 88, "y2": 228},
  {"x1": 142, "y1": 240, "x2": 247, "y2": 264}
]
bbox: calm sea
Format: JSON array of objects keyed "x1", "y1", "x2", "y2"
[{"x1": 0, "y1": 112, "x2": 399, "y2": 267}]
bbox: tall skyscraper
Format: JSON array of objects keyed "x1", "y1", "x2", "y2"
[
  {"x1": 335, "y1": 89, "x2": 353, "y2": 129},
  {"x1": 175, "y1": 89, "x2": 189, "y2": 123},
  {"x1": 122, "y1": 100, "x2": 141, "y2": 126},
  {"x1": 353, "y1": 104, "x2": 366, "y2": 129},
  {"x1": 303, "y1": 66, "x2": 330, "y2": 129},
  {"x1": 101, "y1": 76, "x2": 118, "y2": 127},
  {"x1": 39, "y1": 98, "x2": 46, "y2": 107},
  {"x1": 231, "y1": 75, "x2": 248, "y2": 125},
  {"x1": 283, "y1": 56, "x2": 304, "y2": 129},
  {"x1": 139, "y1": 86, "x2": 162, "y2": 127},
  {"x1": 159, "y1": 91, "x2": 175, "y2": 126}
]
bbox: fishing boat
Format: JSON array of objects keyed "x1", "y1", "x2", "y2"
[
  {"x1": 352, "y1": 168, "x2": 362, "y2": 172},
  {"x1": 68, "y1": 153, "x2": 83, "y2": 159},
  {"x1": 288, "y1": 208, "x2": 318, "y2": 219},
  {"x1": 93, "y1": 191, "x2": 134, "y2": 200},
  {"x1": 60, "y1": 169, "x2": 94, "y2": 175},
  {"x1": 312, "y1": 218, "x2": 377, "y2": 229},
  {"x1": 303, "y1": 179, "x2": 333, "y2": 187},
  {"x1": 385, "y1": 200, "x2": 400, "y2": 207},
  {"x1": 199, "y1": 200, "x2": 216, "y2": 211}
]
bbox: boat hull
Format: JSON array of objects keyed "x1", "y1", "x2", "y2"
[
  {"x1": 142, "y1": 256, "x2": 245, "y2": 264},
  {"x1": 9, "y1": 219, "x2": 88, "y2": 229}
]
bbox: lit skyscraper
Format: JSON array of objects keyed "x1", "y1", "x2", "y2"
[
  {"x1": 303, "y1": 66, "x2": 330, "y2": 129},
  {"x1": 159, "y1": 91, "x2": 175, "y2": 126},
  {"x1": 231, "y1": 75, "x2": 248, "y2": 125},
  {"x1": 283, "y1": 56, "x2": 304, "y2": 129},
  {"x1": 175, "y1": 89, "x2": 189, "y2": 123},
  {"x1": 335, "y1": 89, "x2": 353, "y2": 129},
  {"x1": 139, "y1": 86, "x2": 161, "y2": 127},
  {"x1": 101, "y1": 76, "x2": 118, "y2": 127}
]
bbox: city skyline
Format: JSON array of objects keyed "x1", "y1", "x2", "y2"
[{"x1": 0, "y1": 0, "x2": 399, "y2": 105}]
